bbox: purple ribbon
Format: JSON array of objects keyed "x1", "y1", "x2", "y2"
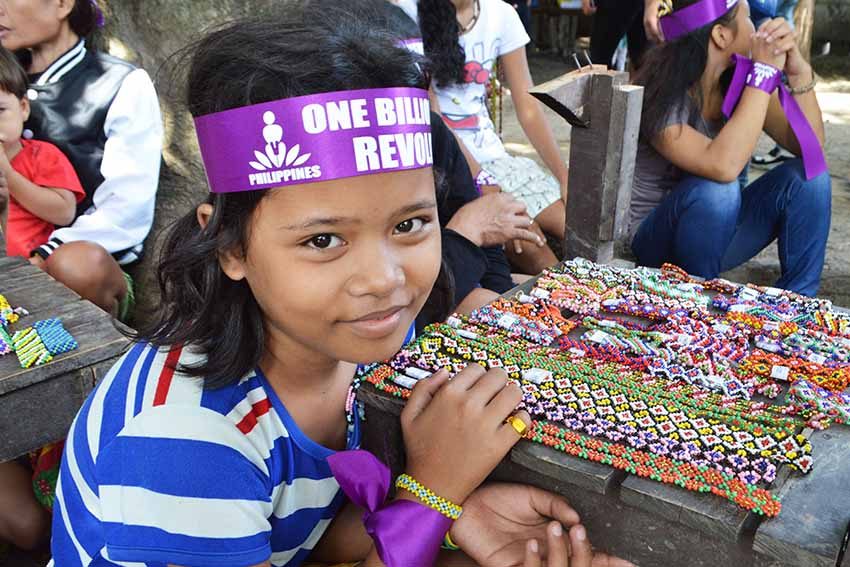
[
  {"x1": 722, "y1": 54, "x2": 827, "y2": 180},
  {"x1": 327, "y1": 450, "x2": 452, "y2": 567},
  {"x1": 194, "y1": 87, "x2": 433, "y2": 193},
  {"x1": 660, "y1": 0, "x2": 737, "y2": 42},
  {"x1": 90, "y1": 0, "x2": 105, "y2": 28}
]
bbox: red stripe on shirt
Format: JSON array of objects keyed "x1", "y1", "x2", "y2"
[
  {"x1": 153, "y1": 346, "x2": 183, "y2": 406},
  {"x1": 236, "y1": 398, "x2": 272, "y2": 434}
]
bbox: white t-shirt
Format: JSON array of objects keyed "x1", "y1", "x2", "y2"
[{"x1": 433, "y1": 0, "x2": 530, "y2": 163}]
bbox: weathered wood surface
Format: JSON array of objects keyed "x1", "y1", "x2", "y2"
[
  {"x1": 360, "y1": 269, "x2": 850, "y2": 567},
  {"x1": 531, "y1": 68, "x2": 644, "y2": 264},
  {"x1": 0, "y1": 257, "x2": 130, "y2": 461}
]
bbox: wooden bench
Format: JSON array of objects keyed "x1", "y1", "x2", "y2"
[
  {"x1": 359, "y1": 271, "x2": 850, "y2": 567},
  {"x1": 0, "y1": 255, "x2": 129, "y2": 462}
]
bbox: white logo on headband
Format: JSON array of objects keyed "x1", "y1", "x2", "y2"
[
  {"x1": 749, "y1": 62, "x2": 779, "y2": 88},
  {"x1": 249, "y1": 111, "x2": 320, "y2": 186}
]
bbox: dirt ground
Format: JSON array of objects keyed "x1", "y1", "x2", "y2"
[{"x1": 512, "y1": 52, "x2": 850, "y2": 305}]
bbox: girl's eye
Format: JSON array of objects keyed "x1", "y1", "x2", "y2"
[
  {"x1": 305, "y1": 234, "x2": 344, "y2": 249},
  {"x1": 395, "y1": 217, "x2": 427, "y2": 234}
]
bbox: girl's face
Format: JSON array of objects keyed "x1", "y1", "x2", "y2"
[
  {"x1": 223, "y1": 168, "x2": 441, "y2": 365},
  {"x1": 0, "y1": 0, "x2": 71, "y2": 52},
  {"x1": 727, "y1": 1, "x2": 756, "y2": 57}
]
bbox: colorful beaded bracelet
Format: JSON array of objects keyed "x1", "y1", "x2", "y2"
[{"x1": 395, "y1": 474, "x2": 463, "y2": 520}]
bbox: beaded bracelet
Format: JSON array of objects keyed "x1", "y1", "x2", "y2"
[
  {"x1": 12, "y1": 327, "x2": 54, "y2": 368},
  {"x1": 395, "y1": 474, "x2": 463, "y2": 520},
  {"x1": 0, "y1": 326, "x2": 12, "y2": 356}
]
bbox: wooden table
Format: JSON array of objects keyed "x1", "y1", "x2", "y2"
[
  {"x1": 0, "y1": 256, "x2": 129, "y2": 462},
  {"x1": 359, "y1": 273, "x2": 850, "y2": 567}
]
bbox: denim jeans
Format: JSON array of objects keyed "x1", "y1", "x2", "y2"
[{"x1": 631, "y1": 159, "x2": 832, "y2": 296}]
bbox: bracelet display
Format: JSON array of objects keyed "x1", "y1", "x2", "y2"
[{"x1": 395, "y1": 473, "x2": 463, "y2": 520}]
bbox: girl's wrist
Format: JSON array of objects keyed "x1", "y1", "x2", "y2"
[{"x1": 787, "y1": 65, "x2": 815, "y2": 89}]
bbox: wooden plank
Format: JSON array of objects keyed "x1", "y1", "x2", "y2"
[
  {"x1": 619, "y1": 474, "x2": 754, "y2": 544},
  {"x1": 0, "y1": 366, "x2": 92, "y2": 461},
  {"x1": 598, "y1": 84, "x2": 643, "y2": 243},
  {"x1": 510, "y1": 440, "x2": 624, "y2": 495},
  {"x1": 753, "y1": 426, "x2": 850, "y2": 567}
]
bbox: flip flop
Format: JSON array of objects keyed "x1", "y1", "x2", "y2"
[{"x1": 752, "y1": 145, "x2": 794, "y2": 166}]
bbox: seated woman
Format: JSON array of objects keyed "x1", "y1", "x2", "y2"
[
  {"x1": 417, "y1": 0, "x2": 569, "y2": 275},
  {"x1": 630, "y1": 0, "x2": 830, "y2": 296},
  {"x1": 3, "y1": 0, "x2": 163, "y2": 316}
]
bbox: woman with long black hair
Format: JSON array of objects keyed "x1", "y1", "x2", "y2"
[{"x1": 630, "y1": 0, "x2": 830, "y2": 296}]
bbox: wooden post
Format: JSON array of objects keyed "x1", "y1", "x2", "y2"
[{"x1": 531, "y1": 67, "x2": 644, "y2": 263}]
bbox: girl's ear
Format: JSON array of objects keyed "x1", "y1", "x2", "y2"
[
  {"x1": 56, "y1": 0, "x2": 76, "y2": 20},
  {"x1": 197, "y1": 203, "x2": 247, "y2": 282},
  {"x1": 20, "y1": 96, "x2": 30, "y2": 122},
  {"x1": 711, "y1": 22, "x2": 734, "y2": 50}
]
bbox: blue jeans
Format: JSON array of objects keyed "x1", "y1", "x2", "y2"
[{"x1": 631, "y1": 159, "x2": 832, "y2": 296}]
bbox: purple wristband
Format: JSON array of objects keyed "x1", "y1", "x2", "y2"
[
  {"x1": 327, "y1": 450, "x2": 453, "y2": 567},
  {"x1": 745, "y1": 61, "x2": 782, "y2": 94}
]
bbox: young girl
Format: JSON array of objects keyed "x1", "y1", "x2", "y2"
[
  {"x1": 418, "y1": 0, "x2": 569, "y2": 275},
  {"x1": 629, "y1": 0, "x2": 830, "y2": 297},
  {"x1": 48, "y1": 4, "x2": 631, "y2": 566}
]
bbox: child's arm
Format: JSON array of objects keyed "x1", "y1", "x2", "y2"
[
  {"x1": 500, "y1": 47, "x2": 570, "y2": 200},
  {"x1": 0, "y1": 147, "x2": 76, "y2": 226}
]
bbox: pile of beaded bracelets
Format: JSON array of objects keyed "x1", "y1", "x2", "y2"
[
  {"x1": 738, "y1": 350, "x2": 850, "y2": 394},
  {"x1": 0, "y1": 293, "x2": 27, "y2": 327},
  {"x1": 395, "y1": 474, "x2": 462, "y2": 520},
  {"x1": 10, "y1": 318, "x2": 78, "y2": 368},
  {"x1": 529, "y1": 421, "x2": 782, "y2": 517}
]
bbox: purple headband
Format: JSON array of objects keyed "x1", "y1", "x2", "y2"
[
  {"x1": 660, "y1": 0, "x2": 738, "y2": 41},
  {"x1": 194, "y1": 87, "x2": 433, "y2": 193},
  {"x1": 89, "y1": 0, "x2": 105, "y2": 28}
]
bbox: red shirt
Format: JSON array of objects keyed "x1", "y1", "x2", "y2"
[{"x1": 6, "y1": 139, "x2": 85, "y2": 257}]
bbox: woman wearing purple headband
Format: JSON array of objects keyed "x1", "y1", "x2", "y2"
[
  {"x1": 628, "y1": 0, "x2": 830, "y2": 296},
  {"x1": 47, "y1": 2, "x2": 631, "y2": 566}
]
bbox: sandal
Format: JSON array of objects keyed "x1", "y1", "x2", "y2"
[{"x1": 752, "y1": 145, "x2": 794, "y2": 166}]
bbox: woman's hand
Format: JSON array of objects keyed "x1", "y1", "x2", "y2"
[
  {"x1": 447, "y1": 193, "x2": 544, "y2": 249},
  {"x1": 644, "y1": 0, "x2": 665, "y2": 43},
  {"x1": 751, "y1": 18, "x2": 792, "y2": 70},
  {"x1": 400, "y1": 367, "x2": 530, "y2": 505},
  {"x1": 524, "y1": 522, "x2": 632, "y2": 567}
]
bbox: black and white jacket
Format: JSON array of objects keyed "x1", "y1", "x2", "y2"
[{"x1": 24, "y1": 40, "x2": 163, "y2": 265}]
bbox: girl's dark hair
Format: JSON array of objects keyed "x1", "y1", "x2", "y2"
[
  {"x1": 0, "y1": 47, "x2": 29, "y2": 99},
  {"x1": 419, "y1": 0, "x2": 466, "y2": 87},
  {"x1": 68, "y1": 0, "x2": 99, "y2": 39},
  {"x1": 139, "y1": 0, "x2": 451, "y2": 388},
  {"x1": 634, "y1": 0, "x2": 738, "y2": 139}
]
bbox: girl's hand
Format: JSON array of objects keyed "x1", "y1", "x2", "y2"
[
  {"x1": 450, "y1": 483, "x2": 579, "y2": 566},
  {"x1": 524, "y1": 523, "x2": 633, "y2": 567},
  {"x1": 644, "y1": 0, "x2": 665, "y2": 43},
  {"x1": 751, "y1": 18, "x2": 792, "y2": 70},
  {"x1": 401, "y1": 367, "x2": 530, "y2": 505}
]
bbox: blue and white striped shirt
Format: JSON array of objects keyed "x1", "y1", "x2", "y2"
[{"x1": 49, "y1": 342, "x2": 364, "y2": 567}]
